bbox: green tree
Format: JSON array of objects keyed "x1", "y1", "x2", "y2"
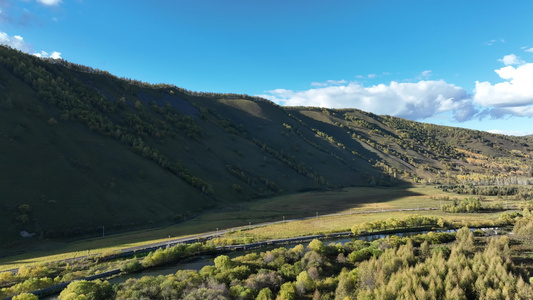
[
  {"x1": 256, "y1": 288, "x2": 273, "y2": 300},
  {"x1": 308, "y1": 239, "x2": 326, "y2": 254},
  {"x1": 58, "y1": 280, "x2": 114, "y2": 300},
  {"x1": 295, "y1": 271, "x2": 315, "y2": 295},
  {"x1": 12, "y1": 294, "x2": 38, "y2": 300},
  {"x1": 277, "y1": 282, "x2": 296, "y2": 300},
  {"x1": 420, "y1": 240, "x2": 430, "y2": 259},
  {"x1": 351, "y1": 224, "x2": 361, "y2": 235},
  {"x1": 335, "y1": 269, "x2": 358, "y2": 299},
  {"x1": 214, "y1": 255, "x2": 233, "y2": 271}
]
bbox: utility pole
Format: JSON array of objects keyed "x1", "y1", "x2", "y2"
[
  {"x1": 167, "y1": 235, "x2": 170, "y2": 247},
  {"x1": 316, "y1": 212, "x2": 318, "y2": 219}
]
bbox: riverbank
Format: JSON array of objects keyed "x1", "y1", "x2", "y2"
[{"x1": 10, "y1": 225, "x2": 510, "y2": 300}]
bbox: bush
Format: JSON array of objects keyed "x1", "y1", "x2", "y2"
[
  {"x1": 278, "y1": 282, "x2": 296, "y2": 300},
  {"x1": 347, "y1": 248, "x2": 373, "y2": 263},
  {"x1": 12, "y1": 293, "x2": 38, "y2": 300},
  {"x1": 431, "y1": 246, "x2": 451, "y2": 258},
  {"x1": 58, "y1": 280, "x2": 114, "y2": 300},
  {"x1": 121, "y1": 257, "x2": 142, "y2": 273},
  {"x1": 256, "y1": 288, "x2": 273, "y2": 300}
]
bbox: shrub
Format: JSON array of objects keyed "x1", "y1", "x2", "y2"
[{"x1": 121, "y1": 257, "x2": 142, "y2": 273}]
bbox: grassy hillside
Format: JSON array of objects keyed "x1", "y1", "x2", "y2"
[{"x1": 1, "y1": 45, "x2": 532, "y2": 248}]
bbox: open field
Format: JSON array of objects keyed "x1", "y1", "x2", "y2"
[
  {"x1": 238, "y1": 210, "x2": 503, "y2": 241},
  {"x1": 0, "y1": 185, "x2": 521, "y2": 271}
]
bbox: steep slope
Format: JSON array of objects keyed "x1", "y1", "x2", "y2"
[
  {"x1": 0, "y1": 46, "x2": 384, "y2": 245},
  {"x1": 1, "y1": 46, "x2": 532, "y2": 246},
  {"x1": 0, "y1": 63, "x2": 214, "y2": 245}
]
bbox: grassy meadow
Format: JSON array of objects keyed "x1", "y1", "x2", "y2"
[{"x1": 0, "y1": 184, "x2": 519, "y2": 272}]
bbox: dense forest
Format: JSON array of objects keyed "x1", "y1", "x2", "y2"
[{"x1": 1, "y1": 45, "x2": 532, "y2": 245}]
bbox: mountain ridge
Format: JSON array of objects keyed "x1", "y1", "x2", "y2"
[{"x1": 1, "y1": 45, "x2": 532, "y2": 246}]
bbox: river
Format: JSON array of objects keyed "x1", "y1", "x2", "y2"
[{"x1": 40, "y1": 227, "x2": 503, "y2": 299}]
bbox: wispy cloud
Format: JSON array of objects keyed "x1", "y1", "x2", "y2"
[
  {"x1": 311, "y1": 79, "x2": 347, "y2": 87},
  {"x1": 498, "y1": 54, "x2": 524, "y2": 66},
  {"x1": 354, "y1": 72, "x2": 391, "y2": 80},
  {"x1": 524, "y1": 48, "x2": 533, "y2": 53},
  {"x1": 0, "y1": 0, "x2": 61, "y2": 26},
  {"x1": 417, "y1": 70, "x2": 432, "y2": 80},
  {"x1": 420, "y1": 70, "x2": 432, "y2": 77},
  {"x1": 488, "y1": 129, "x2": 533, "y2": 136},
  {"x1": 0, "y1": 5, "x2": 38, "y2": 27},
  {"x1": 36, "y1": 0, "x2": 62, "y2": 6},
  {"x1": 484, "y1": 39, "x2": 505, "y2": 46}
]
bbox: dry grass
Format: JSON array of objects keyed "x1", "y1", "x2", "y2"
[{"x1": 238, "y1": 210, "x2": 503, "y2": 241}]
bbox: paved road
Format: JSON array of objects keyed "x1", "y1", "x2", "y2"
[
  {"x1": 3, "y1": 207, "x2": 438, "y2": 274},
  {"x1": 121, "y1": 207, "x2": 437, "y2": 252}
]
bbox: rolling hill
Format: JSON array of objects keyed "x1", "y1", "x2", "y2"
[{"x1": 1, "y1": 45, "x2": 532, "y2": 247}]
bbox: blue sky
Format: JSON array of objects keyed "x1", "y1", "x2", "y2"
[{"x1": 1, "y1": 0, "x2": 533, "y2": 135}]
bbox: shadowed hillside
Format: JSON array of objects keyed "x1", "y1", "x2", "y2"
[{"x1": 1, "y1": 45, "x2": 532, "y2": 246}]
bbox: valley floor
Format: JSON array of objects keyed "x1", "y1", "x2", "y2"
[{"x1": 0, "y1": 184, "x2": 524, "y2": 271}]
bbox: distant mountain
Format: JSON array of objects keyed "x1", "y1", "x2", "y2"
[{"x1": 1, "y1": 45, "x2": 532, "y2": 246}]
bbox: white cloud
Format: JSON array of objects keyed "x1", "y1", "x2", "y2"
[
  {"x1": 1, "y1": 31, "x2": 62, "y2": 59},
  {"x1": 482, "y1": 106, "x2": 533, "y2": 119},
  {"x1": 259, "y1": 80, "x2": 474, "y2": 122},
  {"x1": 258, "y1": 53, "x2": 533, "y2": 124},
  {"x1": 419, "y1": 70, "x2": 432, "y2": 78},
  {"x1": 32, "y1": 50, "x2": 49, "y2": 58},
  {"x1": 474, "y1": 63, "x2": 533, "y2": 107},
  {"x1": 33, "y1": 50, "x2": 61, "y2": 59},
  {"x1": 355, "y1": 73, "x2": 380, "y2": 80},
  {"x1": 415, "y1": 70, "x2": 433, "y2": 81},
  {"x1": 0, "y1": 32, "x2": 31, "y2": 52},
  {"x1": 484, "y1": 39, "x2": 505, "y2": 46},
  {"x1": 525, "y1": 48, "x2": 533, "y2": 53},
  {"x1": 36, "y1": 0, "x2": 62, "y2": 6},
  {"x1": 311, "y1": 79, "x2": 347, "y2": 87},
  {"x1": 488, "y1": 129, "x2": 533, "y2": 136},
  {"x1": 498, "y1": 54, "x2": 524, "y2": 66},
  {"x1": 49, "y1": 51, "x2": 61, "y2": 59}
]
